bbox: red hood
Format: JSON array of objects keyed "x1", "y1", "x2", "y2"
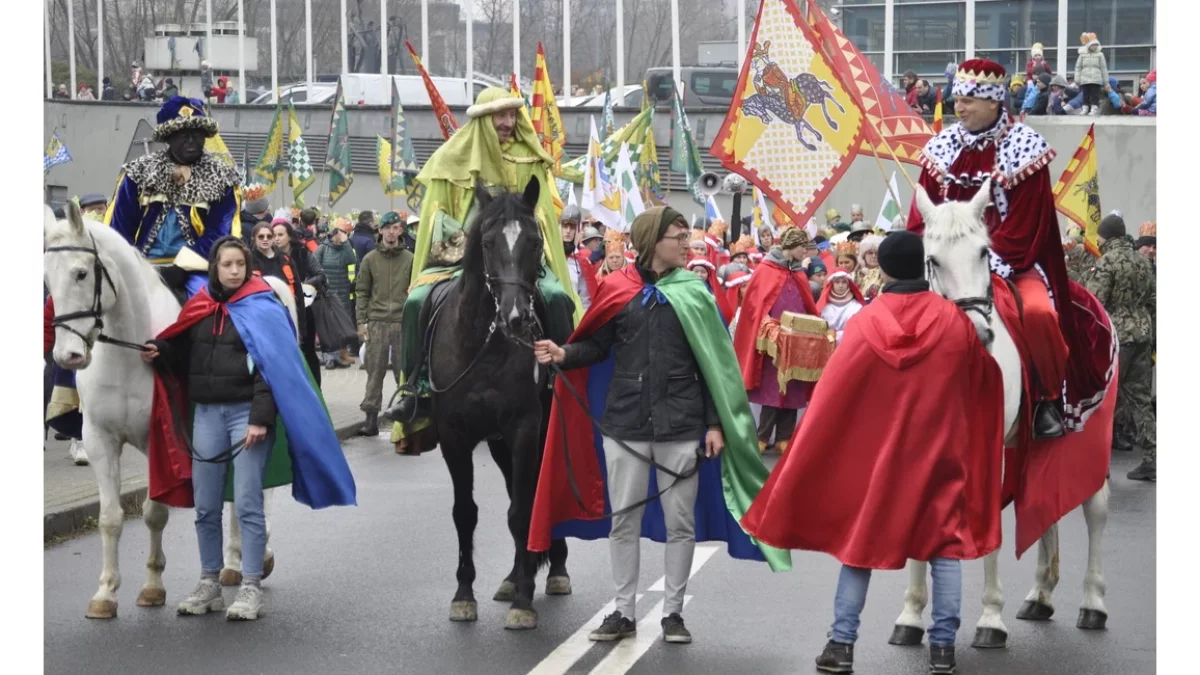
[{"x1": 854, "y1": 291, "x2": 959, "y2": 370}]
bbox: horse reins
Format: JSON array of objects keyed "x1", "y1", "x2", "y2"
[
  {"x1": 46, "y1": 233, "x2": 149, "y2": 353},
  {"x1": 46, "y1": 234, "x2": 244, "y2": 465},
  {"x1": 926, "y1": 258, "x2": 997, "y2": 348}
]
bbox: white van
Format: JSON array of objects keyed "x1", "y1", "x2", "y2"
[{"x1": 251, "y1": 74, "x2": 487, "y2": 107}]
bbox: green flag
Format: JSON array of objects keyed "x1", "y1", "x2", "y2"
[
  {"x1": 558, "y1": 108, "x2": 654, "y2": 184},
  {"x1": 669, "y1": 82, "x2": 705, "y2": 206},
  {"x1": 251, "y1": 104, "x2": 285, "y2": 191},
  {"x1": 325, "y1": 79, "x2": 354, "y2": 207},
  {"x1": 286, "y1": 101, "x2": 315, "y2": 207}
]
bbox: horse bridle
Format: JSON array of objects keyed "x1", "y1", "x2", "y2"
[
  {"x1": 926, "y1": 258, "x2": 996, "y2": 348},
  {"x1": 45, "y1": 233, "x2": 146, "y2": 353}
]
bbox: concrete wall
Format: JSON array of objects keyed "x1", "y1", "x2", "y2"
[{"x1": 44, "y1": 101, "x2": 1156, "y2": 230}]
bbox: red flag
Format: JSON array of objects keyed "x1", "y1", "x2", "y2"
[
  {"x1": 509, "y1": 72, "x2": 520, "y2": 97},
  {"x1": 405, "y1": 40, "x2": 458, "y2": 140},
  {"x1": 805, "y1": 0, "x2": 932, "y2": 165}
]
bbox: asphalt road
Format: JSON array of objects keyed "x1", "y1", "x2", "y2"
[{"x1": 44, "y1": 438, "x2": 1156, "y2": 675}]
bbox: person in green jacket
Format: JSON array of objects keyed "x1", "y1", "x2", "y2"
[
  {"x1": 316, "y1": 217, "x2": 359, "y2": 369},
  {"x1": 355, "y1": 216, "x2": 414, "y2": 436},
  {"x1": 389, "y1": 86, "x2": 580, "y2": 452}
]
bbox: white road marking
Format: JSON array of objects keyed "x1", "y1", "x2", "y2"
[
  {"x1": 586, "y1": 596, "x2": 693, "y2": 675},
  {"x1": 528, "y1": 544, "x2": 719, "y2": 675},
  {"x1": 648, "y1": 544, "x2": 718, "y2": 591},
  {"x1": 526, "y1": 595, "x2": 644, "y2": 675}
]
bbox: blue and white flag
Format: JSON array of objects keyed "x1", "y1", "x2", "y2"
[
  {"x1": 704, "y1": 195, "x2": 724, "y2": 224},
  {"x1": 44, "y1": 133, "x2": 72, "y2": 175}
]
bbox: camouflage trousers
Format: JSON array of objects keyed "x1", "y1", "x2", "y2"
[
  {"x1": 1114, "y1": 341, "x2": 1156, "y2": 462},
  {"x1": 360, "y1": 321, "x2": 403, "y2": 414}
]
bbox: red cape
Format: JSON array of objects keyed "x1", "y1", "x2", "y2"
[
  {"x1": 148, "y1": 276, "x2": 274, "y2": 508},
  {"x1": 688, "y1": 258, "x2": 737, "y2": 324},
  {"x1": 573, "y1": 249, "x2": 600, "y2": 305},
  {"x1": 741, "y1": 290, "x2": 1005, "y2": 569},
  {"x1": 732, "y1": 258, "x2": 819, "y2": 391},
  {"x1": 44, "y1": 296, "x2": 55, "y2": 355},
  {"x1": 815, "y1": 270, "x2": 866, "y2": 312},
  {"x1": 993, "y1": 275, "x2": 1116, "y2": 555},
  {"x1": 529, "y1": 266, "x2": 644, "y2": 550},
  {"x1": 818, "y1": 250, "x2": 836, "y2": 271}
]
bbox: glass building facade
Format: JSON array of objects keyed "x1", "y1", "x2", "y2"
[{"x1": 836, "y1": 0, "x2": 1156, "y2": 88}]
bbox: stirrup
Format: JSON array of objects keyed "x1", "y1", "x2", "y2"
[
  {"x1": 383, "y1": 384, "x2": 420, "y2": 424},
  {"x1": 1032, "y1": 401, "x2": 1065, "y2": 440}
]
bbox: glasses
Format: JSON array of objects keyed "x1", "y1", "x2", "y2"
[
  {"x1": 667, "y1": 233, "x2": 691, "y2": 244},
  {"x1": 255, "y1": 234, "x2": 272, "y2": 241}
]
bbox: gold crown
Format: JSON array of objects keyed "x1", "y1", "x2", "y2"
[
  {"x1": 955, "y1": 67, "x2": 1008, "y2": 86},
  {"x1": 835, "y1": 240, "x2": 859, "y2": 257}
]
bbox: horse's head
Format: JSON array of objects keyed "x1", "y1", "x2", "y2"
[
  {"x1": 44, "y1": 201, "x2": 116, "y2": 369},
  {"x1": 464, "y1": 176, "x2": 544, "y2": 342},
  {"x1": 914, "y1": 178, "x2": 996, "y2": 348}
]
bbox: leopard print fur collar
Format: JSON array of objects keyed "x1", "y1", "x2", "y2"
[{"x1": 122, "y1": 151, "x2": 241, "y2": 205}]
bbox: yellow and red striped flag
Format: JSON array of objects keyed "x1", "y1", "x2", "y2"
[
  {"x1": 530, "y1": 42, "x2": 567, "y2": 169},
  {"x1": 933, "y1": 87, "x2": 944, "y2": 133},
  {"x1": 1052, "y1": 124, "x2": 1102, "y2": 256},
  {"x1": 509, "y1": 73, "x2": 521, "y2": 97},
  {"x1": 405, "y1": 40, "x2": 458, "y2": 140}
]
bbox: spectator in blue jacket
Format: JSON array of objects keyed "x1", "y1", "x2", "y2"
[
  {"x1": 1136, "y1": 70, "x2": 1156, "y2": 116},
  {"x1": 350, "y1": 210, "x2": 378, "y2": 264},
  {"x1": 942, "y1": 62, "x2": 957, "y2": 108}
]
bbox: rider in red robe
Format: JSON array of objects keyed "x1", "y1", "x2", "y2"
[{"x1": 907, "y1": 58, "x2": 1103, "y2": 439}]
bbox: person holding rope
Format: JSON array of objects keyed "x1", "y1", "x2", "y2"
[
  {"x1": 141, "y1": 236, "x2": 356, "y2": 622},
  {"x1": 530, "y1": 206, "x2": 790, "y2": 645}
]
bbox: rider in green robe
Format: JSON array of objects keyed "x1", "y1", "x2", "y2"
[{"x1": 391, "y1": 87, "x2": 581, "y2": 452}]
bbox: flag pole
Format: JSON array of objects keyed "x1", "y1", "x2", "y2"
[{"x1": 279, "y1": 101, "x2": 287, "y2": 210}]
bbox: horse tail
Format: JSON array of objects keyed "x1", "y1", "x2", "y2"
[{"x1": 262, "y1": 275, "x2": 301, "y2": 342}]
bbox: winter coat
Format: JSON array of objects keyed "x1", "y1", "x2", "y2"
[
  {"x1": 1084, "y1": 236, "x2": 1155, "y2": 345},
  {"x1": 1022, "y1": 84, "x2": 1040, "y2": 112},
  {"x1": 101, "y1": 84, "x2": 117, "y2": 101},
  {"x1": 1074, "y1": 48, "x2": 1109, "y2": 87},
  {"x1": 251, "y1": 247, "x2": 306, "y2": 335},
  {"x1": 1136, "y1": 82, "x2": 1156, "y2": 114},
  {"x1": 350, "y1": 224, "x2": 377, "y2": 264},
  {"x1": 316, "y1": 240, "x2": 358, "y2": 313},
  {"x1": 288, "y1": 242, "x2": 326, "y2": 289},
  {"x1": 560, "y1": 266, "x2": 719, "y2": 442},
  {"x1": 1031, "y1": 88, "x2": 1050, "y2": 115},
  {"x1": 355, "y1": 241, "x2": 413, "y2": 324},
  {"x1": 149, "y1": 307, "x2": 277, "y2": 428},
  {"x1": 1025, "y1": 58, "x2": 1053, "y2": 81}
]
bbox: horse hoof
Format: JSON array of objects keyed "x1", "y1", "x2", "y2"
[
  {"x1": 263, "y1": 553, "x2": 276, "y2": 581},
  {"x1": 219, "y1": 568, "x2": 242, "y2": 587},
  {"x1": 135, "y1": 587, "x2": 166, "y2": 607},
  {"x1": 1016, "y1": 600, "x2": 1055, "y2": 621},
  {"x1": 971, "y1": 627, "x2": 1008, "y2": 649},
  {"x1": 887, "y1": 625, "x2": 924, "y2": 646},
  {"x1": 85, "y1": 599, "x2": 118, "y2": 619},
  {"x1": 493, "y1": 580, "x2": 516, "y2": 602},
  {"x1": 504, "y1": 608, "x2": 538, "y2": 631},
  {"x1": 1077, "y1": 608, "x2": 1108, "y2": 630},
  {"x1": 450, "y1": 600, "x2": 478, "y2": 622},
  {"x1": 546, "y1": 576, "x2": 573, "y2": 596}
]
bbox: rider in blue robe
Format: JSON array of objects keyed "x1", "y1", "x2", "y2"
[{"x1": 105, "y1": 96, "x2": 242, "y2": 299}]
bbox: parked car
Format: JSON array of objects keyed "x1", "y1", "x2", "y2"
[
  {"x1": 644, "y1": 66, "x2": 739, "y2": 107},
  {"x1": 250, "y1": 74, "x2": 489, "y2": 107}
]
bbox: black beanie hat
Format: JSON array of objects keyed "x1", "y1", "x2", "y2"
[
  {"x1": 1098, "y1": 213, "x2": 1126, "y2": 240},
  {"x1": 1134, "y1": 235, "x2": 1156, "y2": 248},
  {"x1": 878, "y1": 231, "x2": 925, "y2": 280}
]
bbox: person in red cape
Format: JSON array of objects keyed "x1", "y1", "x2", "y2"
[
  {"x1": 686, "y1": 256, "x2": 736, "y2": 323},
  {"x1": 142, "y1": 236, "x2": 355, "y2": 621},
  {"x1": 724, "y1": 267, "x2": 753, "y2": 335},
  {"x1": 731, "y1": 227, "x2": 820, "y2": 454},
  {"x1": 742, "y1": 232, "x2": 1005, "y2": 675},
  {"x1": 907, "y1": 57, "x2": 1110, "y2": 440},
  {"x1": 816, "y1": 269, "x2": 865, "y2": 344},
  {"x1": 532, "y1": 206, "x2": 791, "y2": 645}
]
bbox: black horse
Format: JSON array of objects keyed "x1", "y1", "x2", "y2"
[{"x1": 426, "y1": 176, "x2": 570, "y2": 630}]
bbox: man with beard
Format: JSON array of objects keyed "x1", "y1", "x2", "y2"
[{"x1": 106, "y1": 96, "x2": 242, "y2": 300}]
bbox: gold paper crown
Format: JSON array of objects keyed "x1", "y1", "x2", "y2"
[
  {"x1": 243, "y1": 184, "x2": 267, "y2": 201},
  {"x1": 835, "y1": 240, "x2": 859, "y2": 257},
  {"x1": 604, "y1": 229, "x2": 625, "y2": 256},
  {"x1": 689, "y1": 229, "x2": 707, "y2": 244},
  {"x1": 731, "y1": 235, "x2": 755, "y2": 255},
  {"x1": 955, "y1": 67, "x2": 1007, "y2": 86}
]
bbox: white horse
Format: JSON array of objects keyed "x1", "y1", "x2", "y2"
[
  {"x1": 887, "y1": 181, "x2": 1112, "y2": 649},
  {"x1": 44, "y1": 203, "x2": 297, "y2": 618}
]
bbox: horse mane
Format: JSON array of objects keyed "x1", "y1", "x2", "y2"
[
  {"x1": 922, "y1": 201, "x2": 991, "y2": 247},
  {"x1": 45, "y1": 217, "x2": 167, "y2": 294}
]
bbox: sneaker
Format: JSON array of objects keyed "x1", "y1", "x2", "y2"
[
  {"x1": 67, "y1": 439, "x2": 89, "y2": 466},
  {"x1": 929, "y1": 645, "x2": 957, "y2": 674},
  {"x1": 661, "y1": 613, "x2": 692, "y2": 644},
  {"x1": 225, "y1": 582, "x2": 264, "y2": 621},
  {"x1": 176, "y1": 578, "x2": 224, "y2": 615},
  {"x1": 1126, "y1": 459, "x2": 1156, "y2": 482},
  {"x1": 588, "y1": 611, "x2": 636, "y2": 642},
  {"x1": 815, "y1": 640, "x2": 854, "y2": 673}
]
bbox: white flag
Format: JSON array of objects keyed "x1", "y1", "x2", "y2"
[
  {"x1": 614, "y1": 143, "x2": 646, "y2": 232},
  {"x1": 582, "y1": 116, "x2": 622, "y2": 229},
  {"x1": 876, "y1": 172, "x2": 902, "y2": 232}
]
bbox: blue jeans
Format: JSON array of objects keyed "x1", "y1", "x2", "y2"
[
  {"x1": 831, "y1": 559, "x2": 962, "y2": 648},
  {"x1": 192, "y1": 401, "x2": 273, "y2": 580}
]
